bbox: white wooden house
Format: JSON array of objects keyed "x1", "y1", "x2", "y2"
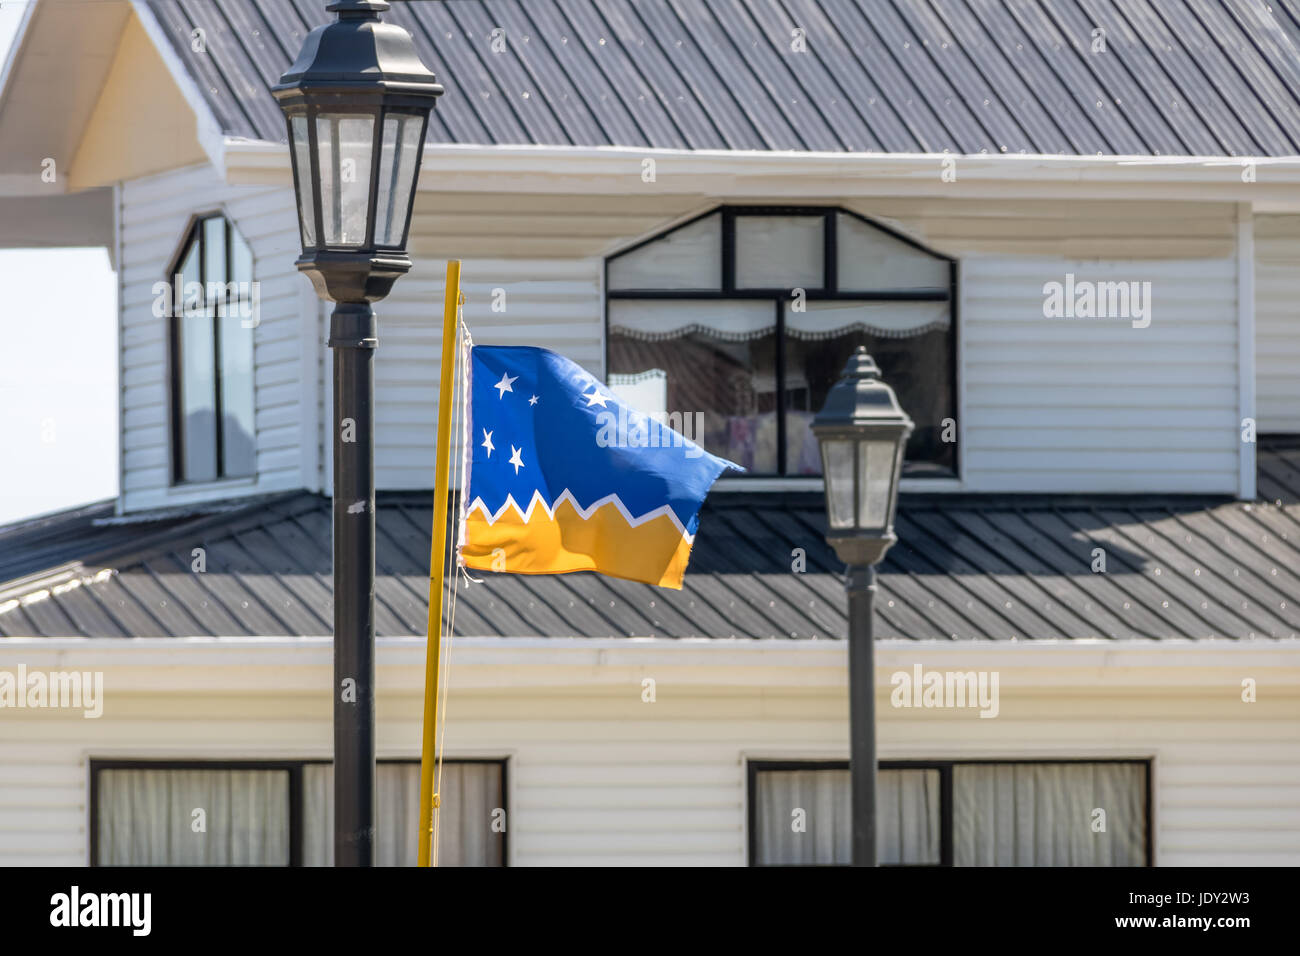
[{"x1": 1, "y1": 0, "x2": 1299, "y2": 866}]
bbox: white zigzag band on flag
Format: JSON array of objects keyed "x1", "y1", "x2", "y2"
[{"x1": 464, "y1": 489, "x2": 695, "y2": 542}]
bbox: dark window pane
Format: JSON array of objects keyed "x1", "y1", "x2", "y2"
[
  {"x1": 179, "y1": 309, "x2": 218, "y2": 483},
  {"x1": 220, "y1": 227, "x2": 256, "y2": 477},
  {"x1": 785, "y1": 302, "x2": 954, "y2": 476},
  {"x1": 171, "y1": 217, "x2": 258, "y2": 483},
  {"x1": 219, "y1": 312, "x2": 255, "y2": 477},
  {"x1": 608, "y1": 300, "x2": 778, "y2": 473},
  {"x1": 203, "y1": 217, "x2": 225, "y2": 313}
]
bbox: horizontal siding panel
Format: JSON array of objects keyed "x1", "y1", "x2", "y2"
[
  {"x1": 963, "y1": 447, "x2": 1238, "y2": 469},
  {"x1": 965, "y1": 428, "x2": 1233, "y2": 452},
  {"x1": 963, "y1": 254, "x2": 1236, "y2": 493},
  {"x1": 968, "y1": 385, "x2": 1237, "y2": 409},
  {"x1": 1254, "y1": 215, "x2": 1300, "y2": 433}
]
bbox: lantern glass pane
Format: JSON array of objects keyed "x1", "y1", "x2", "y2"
[
  {"x1": 290, "y1": 115, "x2": 316, "y2": 248},
  {"x1": 857, "y1": 439, "x2": 899, "y2": 532},
  {"x1": 374, "y1": 113, "x2": 424, "y2": 247},
  {"x1": 316, "y1": 114, "x2": 374, "y2": 246},
  {"x1": 821, "y1": 439, "x2": 855, "y2": 530}
]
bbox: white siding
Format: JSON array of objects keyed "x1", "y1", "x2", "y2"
[
  {"x1": 357, "y1": 193, "x2": 1242, "y2": 495},
  {"x1": 120, "y1": 174, "x2": 1244, "y2": 505},
  {"x1": 0, "y1": 640, "x2": 1296, "y2": 867},
  {"x1": 1256, "y1": 215, "x2": 1300, "y2": 434},
  {"x1": 118, "y1": 163, "x2": 313, "y2": 511},
  {"x1": 961, "y1": 256, "x2": 1238, "y2": 492}
]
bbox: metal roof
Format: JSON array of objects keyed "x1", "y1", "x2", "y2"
[
  {"x1": 144, "y1": 0, "x2": 1300, "y2": 156},
  {"x1": 3, "y1": 440, "x2": 1299, "y2": 640}
]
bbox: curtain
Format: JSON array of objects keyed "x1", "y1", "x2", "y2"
[
  {"x1": 753, "y1": 768, "x2": 939, "y2": 865},
  {"x1": 953, "y1": 763, "x2": 1146, "y2": 866},
  {"x1": 303, "y1": 762, "x2": 504, "y2": 866},
  {"x1": 96, "y1": 768, "x2": 290, "y2": 865}
]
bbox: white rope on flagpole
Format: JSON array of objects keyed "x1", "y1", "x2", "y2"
[{"x1": 432, "y1": 300, "x2": 469, "y2": 867}]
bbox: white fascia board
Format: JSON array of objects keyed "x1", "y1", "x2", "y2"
[
  {"x1": 0, "y1": 0, "x2": 40, "y2": 126},
  {"x1": 2, "y1": 636, "x2": 1298, "y2": 693},
  {"x1": 0, "y1": 2, "x2": 55, "y2": 197},
  {"x1": 221, "y1": 139, "x2": 1300, "y2": 202},
  {"x1": 129, "y1": 0, "x2": 227, "y2": 177}
]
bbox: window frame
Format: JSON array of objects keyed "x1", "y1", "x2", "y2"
[
  {"x1": 88, "y1": 757, "x2": 509, "y2": 867},
  {"x1": 604, "y1": 205, "x2": 959, "y2": 479},
  {"x1": 746, "y1": 757, "x2": 1152, "y2": 867},
  {"x1": 165, "y1": 212, "x2": 255, "y2": 486}
]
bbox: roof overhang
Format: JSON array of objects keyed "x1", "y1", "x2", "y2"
[
  {"x1": 223, "y1": 141, "x2": 1300, "y2": 206},
  {"x1": 2, "y1": 636, "x2": 1299, "y2": 693},
  {"x1": 0, "y1": 0, "x2": 220, "y2": 199}
]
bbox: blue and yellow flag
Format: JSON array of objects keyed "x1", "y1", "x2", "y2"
[{"x1": 458, "y1": 346, "x2": 739, "y2": 589}]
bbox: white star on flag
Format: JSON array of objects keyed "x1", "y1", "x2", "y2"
[
  {"x1": 495, "y1": 372, "x2": 518, "y2": 398},
  {"x1": 584, "y1": 388, "x2": 609, "y2": 408},
  {"x1": 508, "y1": 445, "x2": 525, "y2": 474},
  {"x1": 528, "y1": 394, "x2": 539, "y2": 406},
  {"x1": 481, "y1": 428, "x2": 495, "y2": 456}
]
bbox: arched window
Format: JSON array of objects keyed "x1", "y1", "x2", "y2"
[
  {"x1": 165, "y1": 214, "x2": 256, "y2": 484},
  {"x1": 605, "y1": 207, "x2": 956, "y2": 478}
]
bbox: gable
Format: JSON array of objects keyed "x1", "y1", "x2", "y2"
[{"x1": 67, "y1": 13, "x2": 206, "y2": 190}]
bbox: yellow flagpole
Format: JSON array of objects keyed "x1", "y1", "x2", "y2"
[{"x1": 418, "y1": 259, "x2": 461, "y2": 867}]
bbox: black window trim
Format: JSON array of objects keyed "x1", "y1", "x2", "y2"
[
  {"x1": 165, "y1": 212, "x2": 252, "y2": 487},
  {"x1": 604, "y1": 204, "x2": 960, "y2": 479},
  {"x1": 746, "y1": 757, "x2": 1153, "y2": 868},
  {"x1": 88, "y1": 757, "x2": 509, "y2": 867}
]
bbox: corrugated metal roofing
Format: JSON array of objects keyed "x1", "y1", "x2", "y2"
[
  {"x1": 4, "y1": 441, "x2": 1300, "y2": 640},
  {"x1": 144, "y1": 0, "x2": 1300, "y2": 156}
]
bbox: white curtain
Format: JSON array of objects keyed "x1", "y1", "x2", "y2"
[
  {"x1": 608, "y1": 299, "x2": 775, "y2": 341},
  {"x1": 754, "y1": 762, "x2": 1146, "y2": 866},
  {"x1": 784, "y1": 300, "x2": 950, "y2": 338},
  {"x1": 953, "y1": 763, "x2": 1146, "y2": 866},
  {"x1": 753, "y1": 768, "x2": 939, "y2": 865},
  {"x1": 96, "y1": 768, "x2": 290, "y2": 865},
  {"x1": 303, "y1": 762, "x2": 504, "y2": 867}
]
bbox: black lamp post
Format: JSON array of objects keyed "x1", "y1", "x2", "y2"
[
  {"x1": 811, "y1": 346, "x2": 913, "y2": 867},
  {"x1": 273, "y1": 0, "x2": 443, "y2": 867}
]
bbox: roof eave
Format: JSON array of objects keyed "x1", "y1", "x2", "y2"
[{"x1": 221, "y1": 139, "x2": 1300, "y2": 205}]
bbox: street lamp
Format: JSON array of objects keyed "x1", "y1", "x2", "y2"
[
  {"x1": 811, "y1": 346, "x2": 913, "y2": 867},
  {"x1": 273, "y1": 0, "x2": 443, "y2": 867}
]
